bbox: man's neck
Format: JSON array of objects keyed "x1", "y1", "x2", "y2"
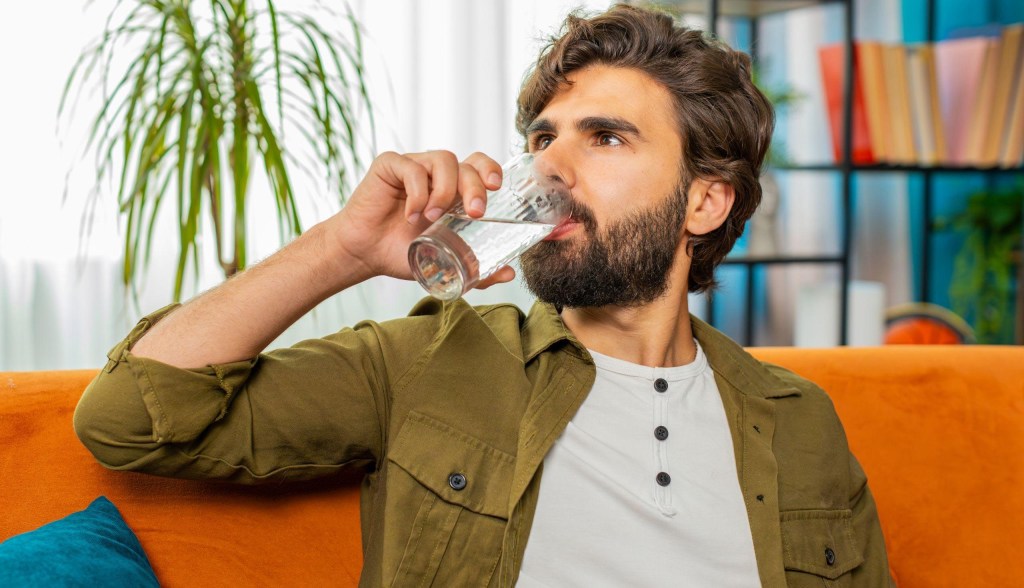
[{"x1": 560, "y1": 284, "x2": 697, "y2": 368}]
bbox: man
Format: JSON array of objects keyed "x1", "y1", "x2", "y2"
[{"x1": 75, "y1": 4, "x2": 893, "y2": 586}]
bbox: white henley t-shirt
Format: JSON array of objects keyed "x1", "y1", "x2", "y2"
[{"x1": 517, "y1": 342, "x2": 761, "y2": 587}]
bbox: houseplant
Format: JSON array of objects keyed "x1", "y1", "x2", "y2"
[
  {"x1": 61, "y1": 0, "x2": 375, "y2": 301},
  {"x1": 934, "y1": 184, "x2": 1023, "y2": 344}
]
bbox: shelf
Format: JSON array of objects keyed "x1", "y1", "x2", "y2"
[
  {"x1": 661, "y1": 0, "x2": 842, "y2": 18},
  {"x1": 775, "y1": 163, "x2": 1024, "y2": 173},
  {"x1": 720, "y1": 254, "x2": 844, "y2": 266}
]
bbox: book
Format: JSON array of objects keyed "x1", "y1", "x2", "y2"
[
  {"x1": 907, "y1": 47, "x2": 936, "y2": 165},
  {"x1": 922, "y1": 45, "x2": 949, "y2": 164},
  {"x1": 858, "y1": 42, "x2": 892, "y2": 162},
  {"x1": 980, "y1": 24, "x2": 1024, "y2": 166},
  {"x1": 818, "y1": 43, "x2": 876, "y2": 164},
  {"x1": 1000, "y1": 50, "x2": 1024, "y2": 167},
  {"x1": 883, "y1": 44, "x2": 917, "y2": 164},
  {"x1": 962, "y1": 38, "x2": 1001, "y2": 165},
  {"x1": 935, "y1": 37, "x2": 992, "y2": 165}
]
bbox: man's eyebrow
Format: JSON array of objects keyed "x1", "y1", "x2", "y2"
[
  {"x1": 525, "y1": 118, "x2": 556, "y2": 136},
  {"x1": 576, "y1": 116, "x2": 643, "y2": 140},
  {"x1": 525, "y1": 116, "x2": 645, "y2": 141}
]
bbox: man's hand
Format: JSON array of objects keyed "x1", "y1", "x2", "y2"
[{"x1": 323, "y1": 150, "x2": 517, "y2": 289}]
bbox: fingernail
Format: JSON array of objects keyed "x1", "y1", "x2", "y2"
[
  {"x1": 470, "y1": 198, "x2": 485, "y2": 214},
  {"x1": 487, "y1": 173, "x2": 501, "y2": 188},
  {"x1": 425, "y1": 207, "x2": 443, "y2": 222},
  {"x1": 408, "y1": 212, "x2": 420, "y2": 224}
]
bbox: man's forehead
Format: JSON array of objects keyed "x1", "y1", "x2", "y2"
[{"x1": 533, "y1": 65, "x2": 675, "y2": 132}]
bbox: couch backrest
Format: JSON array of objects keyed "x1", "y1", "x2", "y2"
[{"x1": 2, "y1": 346, "x2": 1021, "y2": 586}]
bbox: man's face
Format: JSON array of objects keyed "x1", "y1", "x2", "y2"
[{"x1": 520, "y1": 65, "x2": 689, "y2": 308}]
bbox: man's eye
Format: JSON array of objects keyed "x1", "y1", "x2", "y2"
[
  {"x1": 533, "y1": 135, "x2": 554, "y2": 150},
  {"x1": 597, "y1": 132, "x2": 623, "y2": 146}
]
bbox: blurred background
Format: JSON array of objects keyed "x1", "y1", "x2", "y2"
[{"x1": 1, "y1": 0, "x2": 1021, "y2": 370}]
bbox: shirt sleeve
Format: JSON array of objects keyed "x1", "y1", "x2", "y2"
[{"x1": 74, "y1": 303, "x2": 406, "y2": 484}]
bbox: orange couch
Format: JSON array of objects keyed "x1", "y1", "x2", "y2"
[{"x1": 2, "y1": 346, "x2": 1022, "y2": 586}]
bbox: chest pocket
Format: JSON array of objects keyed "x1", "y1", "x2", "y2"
[
  {"x1": 386, "y1": 411, "x2": 515, "y2": 587},
  {"x1": 781, "y1": 509, "x2": 864, "y2": 587}
]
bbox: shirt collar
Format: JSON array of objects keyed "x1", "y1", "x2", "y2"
[
  {"x1": 522, "y1": 301, "x2": 799, "y2": 399},
  {"x1": 690, "y1": 315, "x2": 801, "y2": 399},
  {"x1": 522, "y1": 301, "x2": 590, "y2": 363}
]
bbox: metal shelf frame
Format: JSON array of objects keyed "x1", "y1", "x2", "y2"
[{"x1": 703, "y1": 0, "x2": 855, "y2": 345}]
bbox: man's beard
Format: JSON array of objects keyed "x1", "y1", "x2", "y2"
[{"x1": 520, "y1": 185, "x2": 688, "y2": 309}]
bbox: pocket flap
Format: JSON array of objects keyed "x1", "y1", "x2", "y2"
[
  {"x1": 780, "y1": 509, "x2": 864, "y2": 580},
  {"x1": 388, "y1": 411, "x2": 515, "y2": 519}
]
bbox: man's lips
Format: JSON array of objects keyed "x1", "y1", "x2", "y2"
[{"x1": 544, "y1": 219, "x2": 580, "y2": 241}]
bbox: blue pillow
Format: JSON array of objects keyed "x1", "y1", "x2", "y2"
[{"x1": 0, "y1": 496, "x2": 158, "y2": 587}]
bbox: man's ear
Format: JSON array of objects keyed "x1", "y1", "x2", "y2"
[{"x1": 685, "y1": 178, "x2": 735, "y2": 236}]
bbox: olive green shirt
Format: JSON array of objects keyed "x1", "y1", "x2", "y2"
[{"x1": 74, "y1": 297, "x2": 894, "y2": 587}]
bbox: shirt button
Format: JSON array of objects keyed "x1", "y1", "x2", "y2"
[
  {"x1": 654, "y1": 378, "x2": 668, "y2": 392},
  {"x1": 825, "y1": 547, "x2": 836, "y2": 566},
  {"x1": 654, "y1": 426, "x2": 669, "y2": 441},
  {"x1": 448, "y1": 472, "x2": 467, "y2": 491},
  {"x1": 656, "y1": 471, "x2": 671, "y2": 486}
]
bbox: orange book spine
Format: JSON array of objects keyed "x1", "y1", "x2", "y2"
[
  {"x1": 885, "y1": 44, "x2": 917, "y2": 164},
  {"x1": 858, "y1": 42, "x2": 891, "y2": 162},
  {"x1": 818, "y1": 43, "x2": 876, "y2": 164},
  {"x1": 964, "y1": 40, "x2": 1001, "y2": 165},
  {"x1": 981, "y1": 25, "x2": 1024, "y2": 166}
]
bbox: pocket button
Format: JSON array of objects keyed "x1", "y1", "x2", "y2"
[
  {"x1": 825, "y1": 547, "x2": 836, "y2": 566},
  {"x1": 448, "y1": 472, "x2": 468, "y2": 491}
]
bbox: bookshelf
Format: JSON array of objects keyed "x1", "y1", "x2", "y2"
[
  {"x1": 704, "y1": 0, "x2": 858, "y2": 346},
  {"x1": 905, "y1": 0, "x2": 1024, "y2": 320},
  {"x1": 652, "y1": 0, "x2": 1024, "y2": 346},
  {"x1": 781, "y1": 163, "x2": 1024, "y2": 304}
]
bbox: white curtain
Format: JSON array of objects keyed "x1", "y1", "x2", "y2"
[{"x1": 0, "y1": 0, "x2": 611, "y2": 370}]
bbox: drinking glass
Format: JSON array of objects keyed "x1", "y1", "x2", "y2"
[{"x1": 408, "y1": 153, "x2": 571, "y2": 301}]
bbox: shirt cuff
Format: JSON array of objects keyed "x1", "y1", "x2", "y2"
[{"x1": 104, "y1": 303, "x2": 257, "y2": 444}]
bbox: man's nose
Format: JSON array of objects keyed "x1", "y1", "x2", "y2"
[{"x1": 532, "y1": 146, "x2": 575, "y2": 191}]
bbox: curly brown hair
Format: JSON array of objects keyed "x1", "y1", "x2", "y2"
[{"x1": 516, "y1": 4, "x2": 774, "y2": 293}]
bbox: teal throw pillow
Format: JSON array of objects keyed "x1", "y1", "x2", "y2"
[{"x1": 0, "y1": 496, "x2": 158, "y2": 587}]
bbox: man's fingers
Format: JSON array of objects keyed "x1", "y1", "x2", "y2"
[
  {"x1": 463, "y1": 152, "x2": 503, "y2": 189},
  {"x1": 407, "y1": 151, "x2": 459, "y2": 223},
  {"x1": 463, "y1": 152, "x2": 503, "y2": 190},
  {"x1": 458, "y1": 163, "x2": 488, "y2": 218},
  {"x1": 475, "y1": 265, "x2": 516, "y2": 290},
  {"x1": 460, "y1": 152, "x2": 503, "y2": 218},
  {"x1": 375, "y1": 150, "x2": 502, "y2": 225},
  {"x1": 375, "y1": 152, "x2": 430, "y2": 224}
]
